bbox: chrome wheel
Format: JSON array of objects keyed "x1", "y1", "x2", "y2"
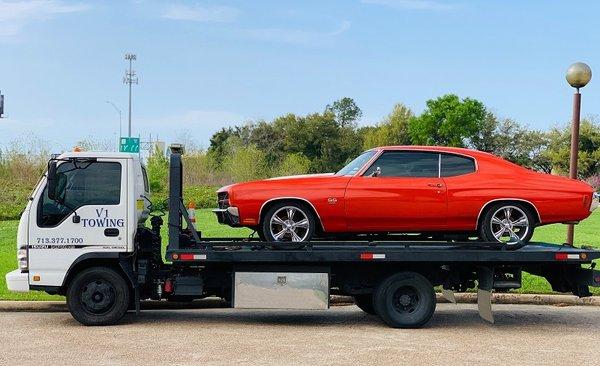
[
  {"x1": 269, "y1": 206, "x2": 310, "y2": 242},
  {"x1": 490, "y1": 205, "x2": 530, "y2": 243}
]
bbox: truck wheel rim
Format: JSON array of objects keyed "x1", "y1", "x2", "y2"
[
  {"x1": 490, "y1": 206, "x2": 530, "y2": 244},
  {"x1": 80, "y1": 279, "x2": 116, "y2": 315},
  {"x1": 269, "y1": 206, "x2": 310, "y2": 242},
  {"x1": 392, "y1": 286, "x2": 419, "y2": 313}
]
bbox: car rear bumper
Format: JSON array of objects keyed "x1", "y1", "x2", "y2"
[
  {"x1": 213, "y1": 207, "x2": 241, "y2": 226},
  {"x1": 6, "y1": 269, "x2": 29, "y2": 292}
]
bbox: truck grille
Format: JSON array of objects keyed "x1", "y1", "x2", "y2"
[{"x1": 217, "y1": 192, "x2": 230, "y2": 209}]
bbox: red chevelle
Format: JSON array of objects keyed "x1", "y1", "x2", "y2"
[{"x1": 214, "y1": 146, "x2": 599, "y2": 243}]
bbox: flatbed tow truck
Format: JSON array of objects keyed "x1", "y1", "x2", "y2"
[{"x1": 6, "y1": 146, "x2": 600, "y2": 328}]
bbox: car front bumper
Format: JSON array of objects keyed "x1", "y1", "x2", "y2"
[
  {"x1": 6, "y1": 269, "x2": 29, "y2": 292},
  {"x1": 213, "y1": 206, "x2": 241, "y2": 226}
]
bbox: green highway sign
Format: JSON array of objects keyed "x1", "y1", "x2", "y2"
[{"x1": 119, "y1": 137, "x2": 140, "y2": 153}]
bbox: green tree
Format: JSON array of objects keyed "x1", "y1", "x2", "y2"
[
  {"x1": 363, "y1": 103, "x2": 413, "y2": 149},
  {"x1": 545, "y1": 119, "x2": 600, "y2": 178},
  {"x1": 275, "y1": 153, "x2": 311, "y2": 176},
  {"x1": 325, "y1": 97, "x2": 362, "y2": 128},
  {"x1": 221, "y1": 138, "x2": 268, "y2": 182},
  {"x1": 408, "y1": 94, "x2": 486, "y2": 147}
]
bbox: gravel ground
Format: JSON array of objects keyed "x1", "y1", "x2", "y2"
[{"x1": 1, "y1": 304, "x2": 599, "y2": 366}]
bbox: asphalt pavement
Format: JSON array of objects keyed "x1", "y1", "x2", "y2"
[{"x1": 1, "y1": 303, "x2": 599, "y2": 365}]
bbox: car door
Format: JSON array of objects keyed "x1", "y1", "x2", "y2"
[
  {"x1": 28, "y1": 159, "x2": 128, "y2": 286},
  {"x1": 344, "y1": 151, "x2": 447, "y2": 232}
]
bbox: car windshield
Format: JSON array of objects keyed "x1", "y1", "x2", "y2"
[{"x1": 335, "y1": 150, "x2": 376, "y2": 176}]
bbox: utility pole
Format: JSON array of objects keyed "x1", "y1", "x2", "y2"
[{"x1": 123, "y1": 53, "x2": 138, "y2": 137}]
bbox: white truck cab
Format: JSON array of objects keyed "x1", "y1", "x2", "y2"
[{"x1": 6, "y1": 151, "x2": 149, "y2": 293}]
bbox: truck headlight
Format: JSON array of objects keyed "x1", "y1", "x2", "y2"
[{"x1": 17, "y1": 249, "x2": 28, "y2": 271}]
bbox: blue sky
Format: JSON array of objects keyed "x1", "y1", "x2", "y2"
[{"x1": 1, "y1": 0, "x2": 600, "y2": 152}]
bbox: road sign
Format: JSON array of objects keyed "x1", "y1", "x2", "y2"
[{"x1": 119, "y1": 137, "x2": 140, "y2": 153}]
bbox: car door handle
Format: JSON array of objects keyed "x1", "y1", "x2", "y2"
[
  {"x1": 104, "y1": 228, "x2": 120, "y2": 237},
  {"x1": 427, "y1": 183, "x2": 443, "y2": 188}
]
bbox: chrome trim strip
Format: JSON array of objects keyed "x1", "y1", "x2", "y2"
[{"x1": 476, "y1": 198, "x2": 542, "y2": 228}]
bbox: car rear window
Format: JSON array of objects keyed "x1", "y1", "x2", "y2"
[{"x1": 441, "y1": 154, "x2": 476, "y2": 177}]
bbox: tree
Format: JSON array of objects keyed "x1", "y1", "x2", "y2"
[
  {"x1": 545, "y1": 119, "x2": 600, "y2": 178},
  {"x1": 363, "y1": 103, "x2": 413, "y2": 149},
  {"x1": 221, "y1": 138, "x2": 268, "y2": 182},
  {"x1": 408, "y1": 94, "x2": 486, "y2": 147},
  {"x1": 325, "y1": 97, "x2": 362, "y2": 128},
  {"x1": 275, "y1": 153, "x2": 311, "y2": 176}
]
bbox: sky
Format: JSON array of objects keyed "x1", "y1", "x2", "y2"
[{"x1": 1, "y1": 0, "x2": 600, "y2": 152}]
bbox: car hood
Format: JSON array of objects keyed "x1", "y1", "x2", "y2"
[{"x1": 217, "y1": 173, "x2": 336, "y2": 193}]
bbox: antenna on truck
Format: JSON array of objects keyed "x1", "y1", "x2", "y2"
[{"x1": 0, "y1": 91, "x2": 4, "y2": 118}]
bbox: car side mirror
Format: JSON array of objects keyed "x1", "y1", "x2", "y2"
[{"x1": 370, "y1": 166, "x2": 381, "y2": 177}]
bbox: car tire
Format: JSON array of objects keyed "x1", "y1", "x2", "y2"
[
  {"x1": 353, "y1": 294, "x2": 377, "y2": 315},
  {"x1": 67, "y1": 267, "x2": 131, "y2": 326},
  {"x1": 480, "y1": 202, "x2": 535, "y2": 244},
  {"x1": 373, "y1": 272, "x2": 436, "y2": 328},
  {"x1": 261, "y1": 201, "x2": 316, "y2": 242}
]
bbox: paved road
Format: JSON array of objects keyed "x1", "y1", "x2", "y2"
[{"x1": 1, "y1": 303, "x2": 599, "y2": 366}]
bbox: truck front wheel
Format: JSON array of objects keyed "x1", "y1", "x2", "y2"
[{"x1": 67, "y1": 267, "x2": 131, "y2": 326}]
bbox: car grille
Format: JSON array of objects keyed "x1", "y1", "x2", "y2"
[{"x1": 217, "y1": 192, "x2": 230, "y2": 209}]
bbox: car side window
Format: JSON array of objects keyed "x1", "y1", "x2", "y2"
[
  {"x1": 38, "y1": 162, "x2": 122, "y2": 227},
  {"x1": 441, "y1": 154, "x2": 476, "y2": 177},
  {"x1": 364, "y1": 151, "x2": 439, "y2": 178}
]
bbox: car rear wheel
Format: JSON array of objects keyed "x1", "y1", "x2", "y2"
[
  {"x1": 480, "y1": 202, "x2": 535, "y2": 244},
  {"x1": 262, "y1": 202, "x2": 316, "y2": 242}
]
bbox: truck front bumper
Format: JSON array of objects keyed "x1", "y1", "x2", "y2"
[
  {"x1": 213, "y1": 207, "x2": 241, "y2": 226},
  {"x1": 5, "y1": 269, "x2": 29, "y2": 292}
]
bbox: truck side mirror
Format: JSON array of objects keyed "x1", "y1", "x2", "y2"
[
  {"x1": 47, "y1": 161, "x2": 67, "y2": 204},
  {"x1": 47, "y1": 161, "x2": 58, "y2": 200}
]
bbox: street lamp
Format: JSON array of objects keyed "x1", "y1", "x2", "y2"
[
  {"x1": 565, "y1": 62, "x2": 592, "y2": 245},
  {"x1": 106, "y1": 100, "x2": 122, "y2": 138},
  {"x1": 123, "y1": 53, "x2": 138, "y2": 138}
]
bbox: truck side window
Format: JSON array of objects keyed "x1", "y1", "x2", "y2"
[{"x1": 38, "y1": 162, "x2": 122, "y2": 227}]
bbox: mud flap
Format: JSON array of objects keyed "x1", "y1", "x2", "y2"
[
  {"x1": 441, "y1": 288, "x2": 457, "y2": 304},
  {"x1": 477, "y1": 266, "x2": 494, "y2": 323}
]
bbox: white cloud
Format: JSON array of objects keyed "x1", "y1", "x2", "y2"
[
  {"x1": 239, "y1": 20, "x2": 351, "y2": 45},
  {"x1": 162, "y1": 4, "x2": 239, "y2": 23},
  {"x1": 0, "y1": 0, "x2": 89, "y2": 40},
  {"x1": 361, "y1": 0, "x2": 456, "y2": 10}
]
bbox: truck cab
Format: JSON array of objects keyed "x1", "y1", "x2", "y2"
[{"x1": 6, "y1": 151, "x2": 149, "y2": 293}]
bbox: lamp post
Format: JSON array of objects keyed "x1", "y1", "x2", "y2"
[
  {"x1": 565, "y1": 62, "x2": 592, "y2": 246},
  {"x1": 123, "y1": 53, "x2": 138, "y2": 138},
  {"x1": 106, "y1": 101, "x2": 122, "y2": 138}
]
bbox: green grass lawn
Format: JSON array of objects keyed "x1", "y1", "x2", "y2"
[{"x1": 1, "y1": 209, "x2": 598, "y2": 300}]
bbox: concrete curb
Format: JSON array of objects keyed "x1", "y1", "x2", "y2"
[{"x1": 1, "y1": 294, "x2": 599, "y2": 312}]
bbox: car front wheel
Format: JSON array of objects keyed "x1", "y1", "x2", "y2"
[
  {"x1": 480, "y1": 202, "x2": 535, "y2": 244},
  {"x1": 262, "y1": 202, "x2": 316, "y2": 242}
]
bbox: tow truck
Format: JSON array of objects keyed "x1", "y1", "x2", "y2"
[{"x1": 5, "y1": 145, "x2": 600, "y2": 327}]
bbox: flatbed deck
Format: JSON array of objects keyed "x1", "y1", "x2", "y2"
[{"x1": 168, "y1": 241, "x2": 600, "y2": 264}]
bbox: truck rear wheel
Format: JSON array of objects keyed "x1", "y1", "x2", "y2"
[
  {"x1": 373, "y1": 272, "x2": 436, "y2": 328},
  {"x1": 67, "y1": 267, "x2": 131, "y2": 326}
]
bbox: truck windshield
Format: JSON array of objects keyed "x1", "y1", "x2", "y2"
[{"x1": 335, "y1": 150, "x2": 376, "y2": 176}]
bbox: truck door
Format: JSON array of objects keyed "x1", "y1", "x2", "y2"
[{"x1": 28, "y1": 158, "x2": 129, "y2": 287}]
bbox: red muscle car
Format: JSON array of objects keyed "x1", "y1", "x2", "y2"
[{"x1": 214, "y1": 146, "x2": 599, "y2": 243}]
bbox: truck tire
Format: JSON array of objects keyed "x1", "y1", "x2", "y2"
[
  {"x1": 479, "y1": 202, "x2": 535, "y2": 244},
  {"x1": 353, "y1": 294, "x2": 376, "y2": 315},
  {"x1": 373, "y1": 272, "x2": 436, "y2": 328},
  {"x1": 262, "y1": 202, "x2": 316, "y2": 242},
  {"x1": 67, "y1": 266, "x2": 131, "y2": 326}
]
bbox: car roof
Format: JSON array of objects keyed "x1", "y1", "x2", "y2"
[{"x1": 373, "y1": 145, "x2": 493, "y2": 159}]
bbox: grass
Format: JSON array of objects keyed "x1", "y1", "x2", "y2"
[{"x1": 1, "y1": 210, "x2": 598, "y2": 300}]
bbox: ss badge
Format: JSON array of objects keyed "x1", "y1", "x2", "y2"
[{"x1": 277, "y1": 276, "x2": 287, "y2": 286}]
